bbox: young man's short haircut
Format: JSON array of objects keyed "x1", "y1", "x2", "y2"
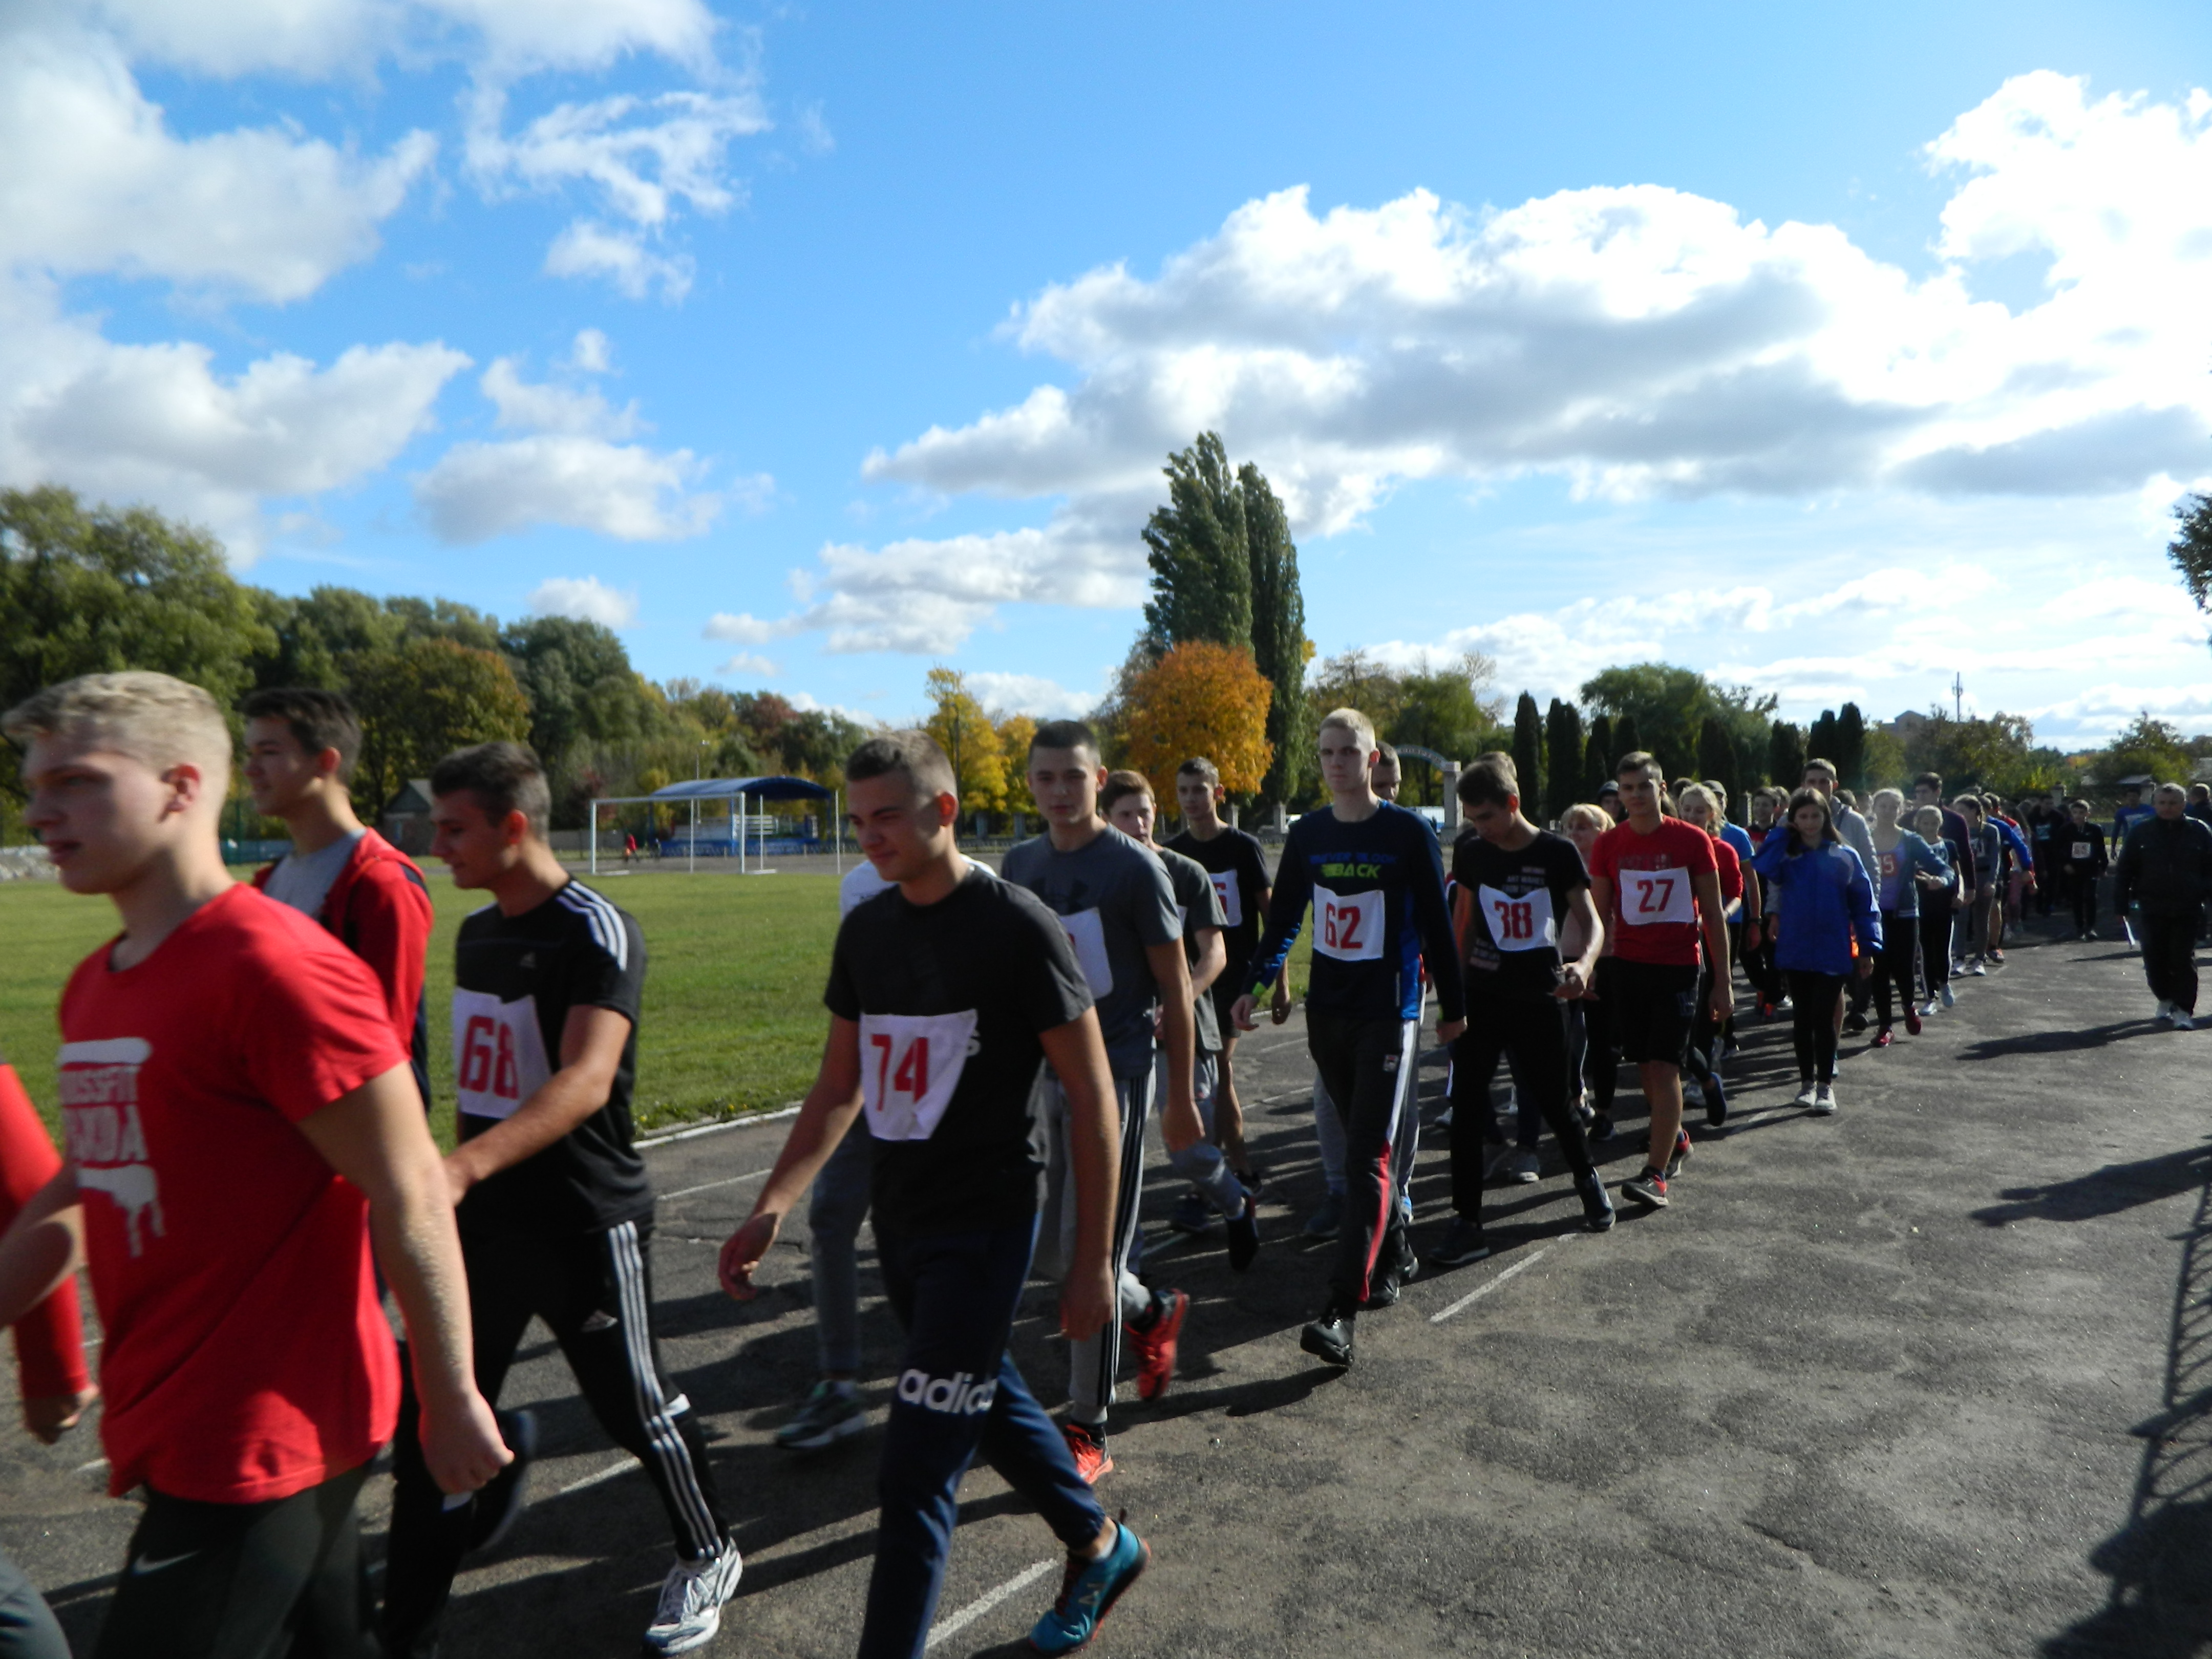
[
  {"x1": 1915, "y1": 771, "x2": 1944, "y2": 794},
  {"x1": 3, "y1": 670, "x2": 230, "y2": 780},
  {"x1": 1099, "y1": 770, "x2": 1154, "y2": 814},
  {"x1": 1029, "y1": 719, "x2": 1099, "y2": 759},
  {"x1": 1456, "y1": 752, "x2": 1517, "y2": 810},
  {"x1": 1177, "y1": 757, "x2": 1221, "y2": 786},
  {"x1": 2155, "y1": 781, "x2": 2187, "y2": 802},
  {"x1": 241, "y1": 686, "x2": 363, "y2": 784},
  {"x1": 1560, "y1": 803, "x2": 1611, "y2": 834},
  {"x1": 1952, "y1": 794, "x2": 1983, "y2": 814},
  {"x1": 846, "y1": 730, "x2": 958, "y2": 803},
  {"x1": 1317, "y1": 707, "x2": 1376, "y2": 751},
  {"x1": 1803, "y1": 757, "x2": 1837, "y2": 782},
  {"x1": 1614, "y1": 749, "x2": 1660, "y2": 781},
  {"x1": 2066, "y1": 798, "x2": 2090, "y2": 813},
  {"x1": 430, "y1": 740, "x2": 552, "y2": 838},
  {"x1": 1374, "y1": 740, "x2": 1399, "y2": 768},
  {"x1": 1704, "y1": 779, "x2": 1729, "y2": 806}
]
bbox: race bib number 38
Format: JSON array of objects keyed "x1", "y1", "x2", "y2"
[
  {"x1": 1478, "y1": 884, "x2": 1558, "y2": 952},
  {"x1": 859, "y1": 1011, "x2": 976, "y2": 1141},
  {"x1": 1313, "y1": 884, "x2": 1385, "y2": 962},
  {"x1": 1619, "y1": 867, "x2": 1696, "y2": 927},
  {"x1": 453, "y1": 989, "x2": 553, "y2": 1121}
]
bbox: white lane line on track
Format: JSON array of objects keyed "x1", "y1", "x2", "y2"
[
  {"x1": 660, "y1": 1168, "x2": 773, "y2": 1202},
  {"x1": 925, "y1": 1558, "x2": 1056, "y2": 1649},
  {"x1": 558, "y1": 1457, "x2": 643, "y2": 1497},
  {"x1": 74, "y1": 1457, "x2": 109, "y2": 1476},
  {"x1": 637, "y1": 1105, "x2": 801, "y2": 1148},
  {"x1": 1429, "y1": 1236, "x2": 1575, "y2": 1324}
]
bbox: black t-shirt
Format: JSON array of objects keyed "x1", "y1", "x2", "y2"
[
  {"x1": 825, "y1": 865, "x2": 1092, "y2": 1237},
  {"x1": 1166, "y1": 825, "x2": 1271, "y2": 972},
  {"x1": 1451, "y1": 827, "x2": 1589, "y2": 993},
  {"x1": 453, "y1": 880, "x2": 651, "y2": 1236},
  {"x1": 1156, "y1": 844, "x2": 1227, "y2": 1053}
]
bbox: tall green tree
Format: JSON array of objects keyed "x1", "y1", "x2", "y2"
[
  {"x1": 350, "y1": 639, "x2": 532, "y2": 811},
  {"x1": 1695, "y1": 720, "x2": 1741, "y2": 819},
  {"x1": 1584, "y1": 714, "x2": 1614, "y2": 800},
  {"x1": 1807, "y1": 709, "x2": 1840, "y2": 771},
  {"x1": 1768, "y1": 719, "x2": 1806, "y2": 791},
  {"x1": 1511, "y1": 692, "x2": 1544, "y2": 818},
  {"x1": 2096, "y1": 712, "x2": 2195, "y2": 789},
  {"x1": 2168, "y1": 492, "x2": 2212, "y2": 612},
  {"x1": 1385, "y1": 659, "x2": 1497, "y2": 806},
  {"x1": 1141, "y1": 433, "x2": 1250, "y2": 652},
  {"x1": 1613, "y1": 714, "x2": 1643, "y2": 765},
  {"x1": 1544, "y1": 698, "x2": 1583, "y2": 823},
  {"x1": 1580, "y1": 662, "x2": 1776, "y2": 781},
  {"x1": 502, "y1": 615, "x2": 662, "y2": 818},
  {"x1": 1835, "y1": 703, "x2": 1868, "y2": 790},
  {"x1": 1241, "y1": 462, "x2": 1310, "y2": 810}
]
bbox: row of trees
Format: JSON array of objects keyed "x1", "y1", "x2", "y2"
[{"x1": 0, "y1": 487, "x2": 867, "y2": 833}]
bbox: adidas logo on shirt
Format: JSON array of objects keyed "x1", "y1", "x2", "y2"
[{"x1": 894, "y1": 1368, "x2": 998, "y2": 1416}]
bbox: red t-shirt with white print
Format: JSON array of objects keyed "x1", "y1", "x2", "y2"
[{"x1": 58, "y1": 883, "x2": 405, "y2": 1503}]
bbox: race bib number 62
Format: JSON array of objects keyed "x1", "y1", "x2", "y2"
[
  {"x1": 859, "y1": 1011, "x2": 977, "y2": 1141},
  {"x1": 1313, "y1": 884, "x2": 1385, "y2": 962}
]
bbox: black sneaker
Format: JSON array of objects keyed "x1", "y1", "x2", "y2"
[
  {"x1": 1842, "y1": 1010, "x2": 1869, "y2": 1035},
  {"x1": 1666, "y1": 1127, "x2": 1693, "y2": 1179},
  {"x1": 1589, "y1": 1112, "x2": 1613, "y2": 1142},
  {"x1": 1427, "y1": 1217, "x2": 1493, "y2": 1267},
  {"x1": 1360, "y1": 1232, "x2": 1418, "y2": 1308},
  {"x1": 1166, "y1": 1191, "x2": 1214, "y2": 1237},
  {"x1": 1225, "y1": 1194, "x2": 1260, "y2": 1272},
  {"x1": 1234, "y1": 1164, "x2": 1265, "y2": 1199},
  {"x1": 1622, "y1": 1167, "x2": 1670, "y2": 1208},
  {"x1": 1703, "y1": 1073, "x2": 1728, "y2": 1128},
  {"x1": 1299, "y1": 1307, "x2": 1355, "y2": 1367},
  {"x1": 1576, "y1": 1170, "x2": 1615, "y2": 1232},
  {"x1": 464, "y1": 1408, "x2": 539, "y2": 1557}
]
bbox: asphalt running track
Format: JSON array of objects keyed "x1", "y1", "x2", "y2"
[{"x1": 4, "y1": 914, "x2": 2208, "y2": 1657}]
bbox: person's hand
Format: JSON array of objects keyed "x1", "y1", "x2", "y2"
[
  {"x1": 1743, "y1": 920, "x2": 1762, "y2": 952},
  {"x1": 1856, "y1": 956, "x2": 1874, "y2": 981},
  {"x1": 1160, "y1": 1094, "x2": 1204, "y2": 1156},
  {"x1": 417, "y1": 1387, "x2": 515, "y2": 1496},
  {"x1": 1229, "y1": 993, "x2": 1259, "y2": 1033},
  {"x1": 1552, "y1": 963, "x2": 1588, "y2": 1001},
  {"x1": 1268, "y1": 983, "x2": 1293, "y2": 1025},
  {"x1": 23, "y1": 1385, "x2": 97, "y2": 1444},
  {"x1": 718, "y1": 1212, "x2": 781, "y2": 1301},
  {"x1": 1708, "y1": 981, "x2": 1733, "y2": 1023},
  {"x1": 440, "y1": 1151, "x2": 476, "y2": 1210},
  {"x1": 1436, "y1": 1017, "x2": 1466, "y2": 1044},
  {"x1": 1059, "y1": 1260, "x2": 1114, "y2": 1342}
]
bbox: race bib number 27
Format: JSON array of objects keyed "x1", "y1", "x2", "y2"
[
  {"x1": 860, "y1": 1011, "x2": 976, "y2": 1141},
  {"x1": 1618, "y1": 867, "x2": 1695, "y2": 927}
]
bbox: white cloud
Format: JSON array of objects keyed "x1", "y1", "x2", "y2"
[
  {"x1": 481, "y1": 355, "x2": 640, "y2": 437},
  {"x1": 413, "y1": 434, "x2": 718, "y2": 543},
  {"x1": 962, "y1": 671, "x2": 1099, "y2": 719},
  {"x1": 704, "y1": 611, "x2": 789, "y2": 644},
  {"x1": 529, "y1": 574, "x2": 637, "y2": 628},
  {"x1": 755, "y1": 72, "x2": 2212, "y2": 658},
  {"x1": 714, "y1": 652, "x2": 779, "y2": 678},
  {"x1": 544, "y1": 221, "x2": 695, "y2": 301},
  {"x1": 565, "y1": 327, "x2": 612, "y2": 373}
]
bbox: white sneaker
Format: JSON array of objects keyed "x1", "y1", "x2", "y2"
[
  {"x1": 1918, "y1": 998, "x2": 1941, "y2": 1017},
  {"x1": 1939, "y1": 985, "x2": 1956, "y2": 1009},
  {"x1": 1682, "y1": 1078, "x2": 1706, "y2": 1108},
  {"x1": 1792, "y1": 1081, "x2": 1819, "y2": 1108},
  {"x1": 2155, "y1": 1000, "x2": 2175, "y2": 1025},
  {"x1": 1966, "y1": 959, "x2": 1988, "y2": 976},
  {"x1": 2176, "y1": 1011, "x2": 2197, "y2": 1031},
  {"x1": 1500, "y1": 1147, "x2": 1541, "y2": 1184},
  {"x1": 645, "y1": 1539, "x2": 744, "y2": 1655},
  {"x1": 1812, "y1": 1083, "x2": 1838, "y2": 1115}
]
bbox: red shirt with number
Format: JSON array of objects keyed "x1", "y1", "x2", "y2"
[
  {"x1": 1589, "y1": 817, "x2": 1719, "y2": 967},
  {"x1": 57, "y1": 883, "x2": 405, "y2": 1503}
]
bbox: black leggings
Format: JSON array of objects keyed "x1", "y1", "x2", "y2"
[
  {"x1": 1918, "y1": 906, "x2": 1952, "y2": 995},
  {"x1": 1786, "y1": 970, "x2": 1845, "y2": 1083},
  {"x1": 1449, "y1": 992, "x2": 1596, "y2": 1219},
  {"x1": 1873, "y1": 911, "x2": 1917, "y2": 1026},
  {"x1": 2069, "y1": 871, "x2": 2099, "y2": 932}
]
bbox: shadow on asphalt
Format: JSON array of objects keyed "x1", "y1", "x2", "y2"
[
  {"x1": 1972, "y1": 1143, "x2": 2212, "y2": 1227},
  {"x1": 2041, "y1": 1136, "x2": 2212, "y2": 1657},
  {"x1": 1958, "y1": 1019, "x2": 2159, "y2": 1058}
]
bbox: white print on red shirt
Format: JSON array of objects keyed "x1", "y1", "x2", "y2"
[
  {"x1": 1477, "y1": 884, "x2": 1559, "y2": 952},
  {"x1": 1618, "y1": 868, "x2": 1696, "y2": 926},
  {"x1": 1057, "y1": 909, "x2": 1114, "y2": 997},
  {"x1": 452, "y1": 990, "x2": 554, "y2": 1122},
  {"x1": 859, "y1": 1011, "x2": 977, "y2": 1141},
  {"x1": 58, "y1": 1037, "x2": 164, "y2": 1257},
  {"x1": 1313, "y1": 885, "x2": 1385, "y2": 962}
]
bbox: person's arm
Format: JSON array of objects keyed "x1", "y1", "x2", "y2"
[
  {"x1": 0, "y1": 1171, "x2": 82, "y2": 1336},
  {"x1": 443, "y1": 1005, "x2": 632, "y2": 1200},
  {"x1": 2109, "y1": 833, "x2": 2137, "y2": 910},
  {"x1": 1740, "y1": 865, "x2": 1763, "y2": 949},
  {"x1": 1692, "y1": 868, "x2": 1732, "y2": 1019},
  {"x1": 1410, "y1": 822, "x2": 1466, "y2": 1039},
  {"x1": 720, "y1": 1017, "x2": 865, "y2": 1299},
  {"x1": 0, "y1": 1069, "x2": 94, "y2": 1441},
  {"x1": 1556, "y1": 884, "x2": 1603, "y2": 999},
  {"x1": 1035, "y1": 1010, "x2": 1119, "y2": 1340},
  {"x1": 1236, "y1": 834, "x2": 1311, "y2": 1031},
  {"x1": 1147, "y1": 940, "x2": 1201, "y2": 1153},
  {"x1": 294, "y1": 1065, "x2": 512, "y2": 1495},
  {"x1": 1451, "y1": 883, "x2": 1474, "y2": 965},
  {"x1": 345, "y1": 865, "x2": 435, "y2": 1056},
  {"x1": 1846, "y1": 852, "x2": 1881, "y2": 976},
  {"x1": 1187, "y1": 926, "x2": 1226, "y2": 999},
  {"x1": 1750, "y1": 830, "x2": 1789, "y2": 882}
]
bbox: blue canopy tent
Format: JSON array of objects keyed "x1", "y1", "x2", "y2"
[{"x1": 588, "y1": 775, "x2": 838, "y2": 875}]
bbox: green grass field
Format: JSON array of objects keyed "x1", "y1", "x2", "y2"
[{"x1": 1, "y1": 864, "x2": 1314, "y2": 1150}]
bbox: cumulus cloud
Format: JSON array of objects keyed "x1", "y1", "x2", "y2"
[
  {"x1": 529, "y1": 574, "x2": 638, "y2": 627},
  {"x1": 415, "y1": 435, "x2": 717, "y2": 543},
  {"x1": 544, "y1": 222, "x2": 695, "y2": 301},
  {"x1": 481, "y1": 355, "x2": 640, "y2": 437},
  {"x1": 715, "y1": 652, "x2": 779, "y2": 678},
  {"x1": 704, "y1": 611, "x2": 789, "y2": 644},
  {"x1": 565, "y1": 327, "x2": 613, "y2": 373},
  {"x1": 961, "y1": 671, "x2": 1099, "y2": 719},
  {"x1": 738, "y1": 72, "x2": 2212, "y2": 658}
]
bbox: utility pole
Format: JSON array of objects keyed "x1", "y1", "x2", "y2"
[{"x1": 1951, "y1": 672, "x2": 1964, "y2": 721}]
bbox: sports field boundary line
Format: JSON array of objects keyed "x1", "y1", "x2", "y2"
[
  {"x1": 660, "y1": 1168, "x2": 773, "y2": 1202},
  {"x1": 638, "y1": 1103, "x2": 802, "y2": 1147},
  {"x1": 924, "y1": 1558, "x2": 1055, "y2": 1649},
  {"x1": 1430, "y1": 1236, "x2": 1575, "y2": 1323}
]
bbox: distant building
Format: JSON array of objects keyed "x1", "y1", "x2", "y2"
[
  {"x1": 1881, "y1": 710, "x2": 1932, "y2": 742},
  {"x1": 382, "y1": 779, "x2": 435, "y2": 855}
]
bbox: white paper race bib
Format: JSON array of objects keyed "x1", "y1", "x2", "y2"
[
  {"x1": 1619, "y1": 867, "x2": 1695, "y2": 927},
  {"x1": 859, "y1": 1011, "x2": 976, "y2": 1141},
  {"x1": 453, "y1": 989, "x2": 553, "y2": 1121},
  {"x1": 1314, "y1": 884, "x2": 1385, "y2": 962},
  {"x1": 1057, "y1": 908, "x2": 1114, "y2": 997},
  {"x1": 1879, "y1": 850, "x2": 1899, "y2": 880},
  {"x1": 1208, "y1": 870, "x2": 1242, "y2": 929},
  {"x1": 2072, "y1": 841, "x2": 2092, "y2": 860},
  {"x1": 1478, "y1": 884, "x2": 1558, "y2": 952}
]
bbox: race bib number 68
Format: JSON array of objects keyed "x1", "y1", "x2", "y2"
[{"x1": 859, "y1": 1011, "x2": 976, "y2": 1142}]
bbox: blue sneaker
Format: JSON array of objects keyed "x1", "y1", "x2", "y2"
[{"x1": 1028, "y1": 1513, "x2": 1149, "y2": 1654}]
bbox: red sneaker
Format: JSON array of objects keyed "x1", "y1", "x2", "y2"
[
  {"x1": 1061, "y1": 1420, "x2": 1113, "y2": 1485},
  {"x1": 1126, "y1": 1288, "x2": 1188, "y2": 1403},
  {"x1": 1905, "y1": 1009, "x2": 1922, "y2": 1036},
  {"x1": 1873, "y1": 1027, "x2": 1895, "y2": 1047}
]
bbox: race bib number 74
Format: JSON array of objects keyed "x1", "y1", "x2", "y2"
[
  {"x1": 859, "y1": 1011, "x2": 976, "y2": 1141},
  {"x1": 1313, "y1": 884, "x2": 1385, "y2": 962},
  {"x1": 1618, "y1": 867, "x2": 1695, "y2": 926}
]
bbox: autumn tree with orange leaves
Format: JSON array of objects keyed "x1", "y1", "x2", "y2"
[{"x1": 1120, "y1": 641, "x2": 1273, "y2": 801}]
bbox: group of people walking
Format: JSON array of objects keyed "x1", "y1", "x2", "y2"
[{"x1": 1, "y1": 668, "x2": 2207, "y2": 1659}]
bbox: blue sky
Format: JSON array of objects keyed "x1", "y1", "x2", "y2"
[{"x1": 6, "y1": 2, "x2": 2212, "y2": 743}]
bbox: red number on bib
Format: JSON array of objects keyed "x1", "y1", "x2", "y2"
[
  {"x1": 1501, "y1": 900, "x2": 1534, "y2": 941},
  {"x1": 870, "y1": 1032, "x2": 932, "y2": 1112},
  {"x1": 493, "y1": 1025, "x2": 518, "y2": 1099},
  {"x1": 1637, "y1": 876, "x2": 1674, "y2": 914},
  {"x1": 1325, "y1": 901, "x2": 1363, "y2": 952},
  {"x1": 460, "y1": 1015, "x2": 496, "y2": 1092}
]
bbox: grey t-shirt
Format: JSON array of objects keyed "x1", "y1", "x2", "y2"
[
  {"x1": 263, "y1": 831, "x2": 364, "y2": 920},
  {"x1": 1156, "y1": 844, "x2": 1227, "y2": 1054},
  {"x1": 1001, "y1": 824, "x2": 1181, "y2": 1078}
]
